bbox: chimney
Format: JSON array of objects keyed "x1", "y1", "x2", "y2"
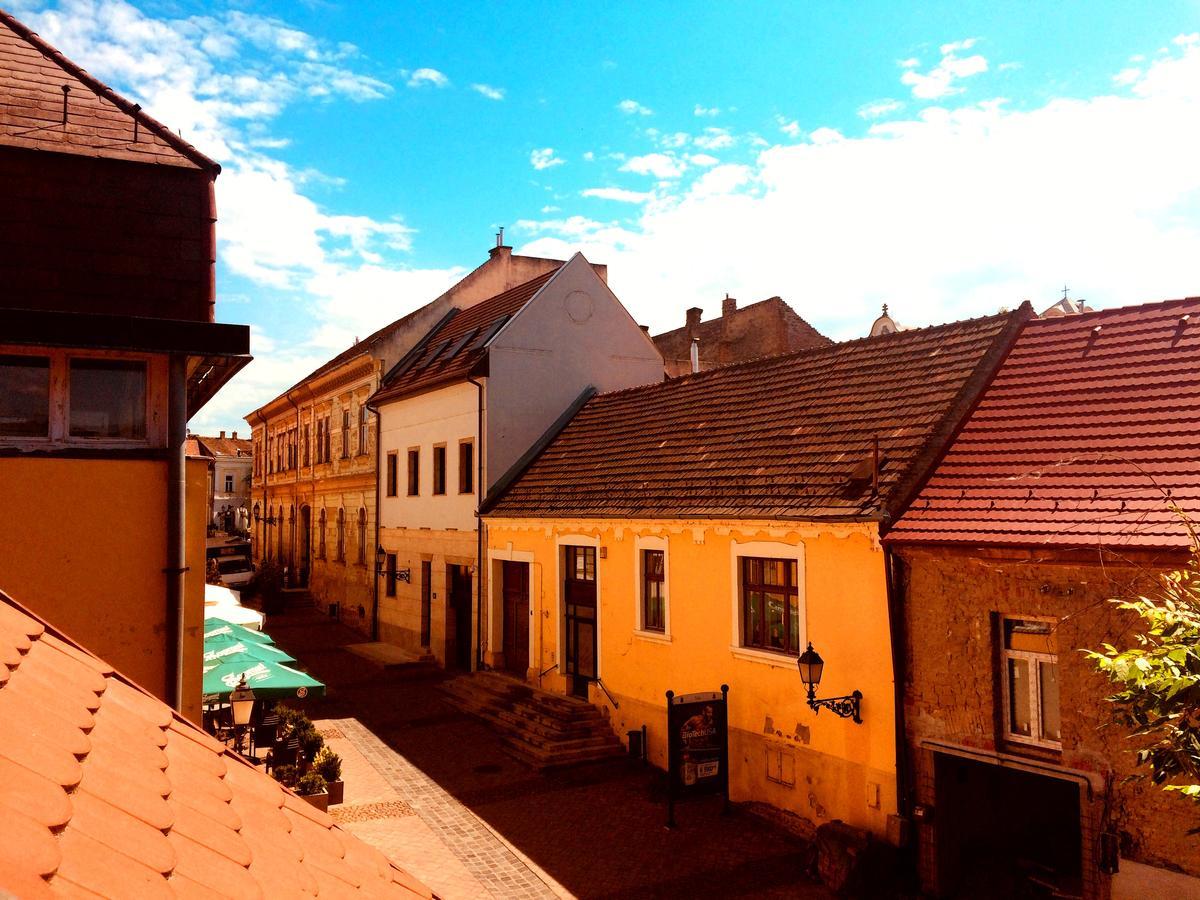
[
  {"x1": 489, "y1": 226, "x2": 512, "y2": 261},
  {"x1": 690, "y1": 338, "x2": 700, "y2": 374},
  {"x1": 219, "y1": 430, "x2": 226, "y2": 439},
  {"x1": 231, "y1": 431, "x2": 238, "y2": 440},
  {"x1": 722, "y1": 294, "x2": 737, "y2": 317},
  {"x1": 639, "y1": 324, "x2": 650, "y2": 335},
  {"x1": 686, "y1": 307, "x2": 703, "y2": 329}
]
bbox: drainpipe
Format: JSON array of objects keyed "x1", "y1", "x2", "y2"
[
  {"x1": 166, "y1": 353, "x2": 187, "y2": 711},
  {"x1": 285, "y1": 389, "x2": 301, "y2": 586},
  {"x1": 369, "y1": 394, "x2": 381, "y2": 642},
  {"x1": 468, "y1": 374, "x2": 486, "y2": 670},
  {"x1": 884, "y1": 545, "x2": 913, "y2": 833}
]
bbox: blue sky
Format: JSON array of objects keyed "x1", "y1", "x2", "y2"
[{"x1": 10, "y1": 0, "x2": 1200, "y2": 432}]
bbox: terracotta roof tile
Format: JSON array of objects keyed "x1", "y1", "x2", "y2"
[
  {"x1": 888, "y1": 297, "x2": 1200, "y2": 548},
  {"x1": 0, "y1": 588, "x2": 435, "y2": 897},
  {"x1": 372, "y1": 269, "x2": 557, "y2": 404},
  {"x1": 487, "y1": 307, "x2": 1029, "y2": 520},
  {"x1": 0, "y1": 9, "x2": 217, "y2": 171}
]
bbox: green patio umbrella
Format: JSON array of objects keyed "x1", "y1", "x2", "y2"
[
  {"x1": 204, "y1": 618, "x2": 275, "y2": 644},
  {"x1": 203, "y1": 639, "x2": 297, "y2": 666},
  {"x1": 202, "y1": 658, "x2": 325, "y2": 701}
]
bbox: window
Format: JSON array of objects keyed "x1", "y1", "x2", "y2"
[
  {"x1": 642, "y1": 549, "x2": 665, "y2": 632},
  {"x1": 276, "y1": 506, "x2": 283, "y2": 560},
  {"x1": 432, "y1": 445, "x2": 446, "y2": 495},
  {"x1": 358, "y1": 405, "x2": 369, "y2": 455},
  {"x1": 324, "y1": 416, "x2": 331, "y2": 461},
  {"x1": 69, "y1": 358, "x2": 146, "y2": 439},
  {"x1": 459, "y1": 440, "x2": 474, "y2": 494},
  {"x1": 407, "y1": 448, "x2": 420, "y2": 496},
  {"x1": 386, "y1": 554, "x2": 398, "y2": 598},
  {"x1": 224, "y1": 474, "x2": 234, "y2": 493},
  {"x1": 303, "y1": 424, "x2": 310, "y2": 467},
  {"x1": 1002, "y1": 617, "x2": 1062, "y2": 748},
  {"x1": 565, "y1": 546, "x2": 596, "y2": 582},
  {"x1": 341, "y1": 410, "x2": 350, "y2": 459},
  {"x1": 0, "y1": 354, "x2": 50, "y2": 437},
  {"x1": 336, "y1": 508, "x2": 346, "y2": 562},
  {"x1": 318, "y1": 508, "x2": 327, "y2": 558},
  {"x1": 357, "y1": 508, "x2": 367, "y2": 564},
  {"x1": 386, "y1": 451, "x2": 398, "y2": 497},
  {"x1": 741, "y1": 557, "x2": 801, "y2": 655},
  {"x1": 315, "y1": 420, "x2": 324, "y2": 463}
]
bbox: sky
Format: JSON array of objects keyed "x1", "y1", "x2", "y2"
[{"x1": 8, "y1": 0, "x2": 1200, "y2": 433}]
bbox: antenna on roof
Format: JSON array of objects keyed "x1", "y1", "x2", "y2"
[
  {"x1": 496, "y1": 226, "x2": 505, "y2": 247},
  {"x1": 132, "y1": 103, "x2": 141, "y2": 142},
  {"x1": 61, "y1": 84, "x2": 70, "y2": 125}
]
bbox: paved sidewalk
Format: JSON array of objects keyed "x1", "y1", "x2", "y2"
[{"x1": 266, "y1": 607, "x2": 828, "y2": 900}]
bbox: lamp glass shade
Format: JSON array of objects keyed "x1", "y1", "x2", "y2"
[
  {"x1": 229, "y1": 676, "x2": 256, "y2": 726},
  {"x1": 797, "y1": 643, "x2": 824, "y2": 686}
]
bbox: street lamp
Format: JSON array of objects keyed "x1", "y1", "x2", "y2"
[
  {"x1": 375, "y1": 545, "x2": 411, "y2": 583},
  {"x1": 797, "y1": 643, "x2": 863, "y2": 724},
  {"x1": 229, "y1": 674, "x2": 256, "y2": 753}
]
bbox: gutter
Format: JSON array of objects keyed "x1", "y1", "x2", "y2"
[{"x1": 166, "y1": 354, "x2": 187, "y2": 711}]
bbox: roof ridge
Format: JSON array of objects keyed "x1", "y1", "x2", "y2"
[
  {"x1": 1029, "y1": 294, "x2": 1200, "y2": 327},
  {"x1": 0, "y1": 9, "x2": 220, "y2": 172}
]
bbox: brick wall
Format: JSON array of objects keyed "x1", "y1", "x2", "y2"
[
  {"x1": 895, "y1": 545, "x2": 1200, "y2": 896},
  {"x1": 0, "y1": 147, "x2": 215, "y2": 321}
]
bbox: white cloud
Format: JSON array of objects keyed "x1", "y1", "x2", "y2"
[
  {"x1": 407, "y1": 67, "x2": 449, "y2": 88},
  {"x1": 470, "y1": 82, "x2": 505, "y2": 100},
  {"x1": 517, "y1": 40, "x2": 1200, "y2": 351},
  {"x1": 898, "y1": 57, "x2": 920, "y2": 69},
  {"x1": 690, "y1": 153, "x2": 719, "y2": 167},
  {"x1": 1113, "y1": 67, "x2": 1142, "y2": 86},
  {"x1": 694, "y1": 104, "x2": 720, "y2": 117},
  {"x1": 617, "y1": 98, "x2": 653, "y2": 116},
  {"x1": 901, "y1": 42, "x2": 989, "y2": 99},
  {"x1": 694, "y1": 127, "x2": 735, "y2": 150},
  {"x1": 582, "y1": 187, "x2": 654, "y2": 204},
  {"x1": 582, "y1": 151, "x2": 596, "y2": 161},
  {"x1": 621, "y1": 153, "x2": 686, "y2": 179},
  {"x1": 858, "y1": 98, "x2": 904, "y2": 119},
  {"x1": 530, "y1": 147, "x2": 564, "y2": 170},
  {"x1": 775, "y1": 116, "x2": 803, "y2": 139}
]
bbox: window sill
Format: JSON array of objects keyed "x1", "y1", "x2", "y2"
[
  {"x1": 729, "y1": 646, "x2": 798, "y2": 669},
  {"x1": 634, "y1": 629, "x2": 672, "y2": 644}
]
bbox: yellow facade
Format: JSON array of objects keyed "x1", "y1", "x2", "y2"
[
  {"x1": 485, "y1": 517, "x2": 898, "y2": 837},
  {"x1": 0, "y1": 456, "x2": 209, "y2": 723}
]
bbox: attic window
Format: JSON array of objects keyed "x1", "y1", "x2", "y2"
[
  {"x1": 473, "y1": 315, "x2": 511, "y2": 350},
  {"x1": 423, "y1": 339, "x2": 453, "y2": 367},
  {"x1": 843, "y1": 450, "x2": 887, "y2": 496},
  {"x1": 444, "y1": 327, "x2": 481, "y2": 361}
]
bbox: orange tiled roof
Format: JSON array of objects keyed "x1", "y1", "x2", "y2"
[
  {"x1": 0, "y1": 590, "x2": 432, "y2": 898},
  {"x1": 371, "y1": 269, "x2": 557, "y2": 405},
  {"x1": 485, "y1": 306, "x2": 1031, "y2": 521},
  {"x1": 887, "y1": 297, "x2": 1200, "y2": 548},
  {"x1": 0, "y1": 9, "x2": 217, "y2": 170}
]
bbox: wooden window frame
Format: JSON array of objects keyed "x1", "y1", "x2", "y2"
[
  {"x1": 318, "y1": 509, "x2": 327, "y2": 559},
  {"x1": 432, "y1": 444, "x2": 447, "y2": 495},
  {"x1": 1000, "y1": 615, "x2": 1063, "y2": 750},
  {"x1": 386, "y1": 451, "x2": 398, "y2": 497},
  {"x1": 340, "y1": 409, "x2": 351, "y2": 459},
  {"x1": 420, "y1": 560, "x2": 432, "y2": 645},
  {"x1": 739, "y1": 555, "x2": 801, "y2": 656},
  {"x1": 356, "y1": 508, "x2": 367, "y2": 565},
  {"x1": 407, "y1": 448, "x2": 420, "y2": 496},
  {"x1": 336, "y1": 508, "x2": 346, "y2": 563},
  {"x1": 641, "y1": 549, "x2": 666, "y2": 633},
  {"x1": 358, "y1": 405, "x2": 369, "y2": 456},
  {"x1": 458, "y1": 439, "x2": 474, "y2": 494},
  {"x1": 386, "y1": 554, "x2": 398, "y2": 597}
]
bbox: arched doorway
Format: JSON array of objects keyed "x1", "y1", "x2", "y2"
[{"x1": 299, "y1": 506, "x2": 311, "y2": 587}]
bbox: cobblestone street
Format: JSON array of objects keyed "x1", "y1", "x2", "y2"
[{"x1": 267, "y1": 607, "x2": 830, "y2": 900}]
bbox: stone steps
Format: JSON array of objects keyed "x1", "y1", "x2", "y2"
[{"x1": 440, "y1": 671, "x2": 623, "y2": 771}]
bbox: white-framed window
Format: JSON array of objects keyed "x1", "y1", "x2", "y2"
[
  {"x1": 729, "y1": 540, "x2": 806, "y2": 665},
  {"x1": 1001, "y1": 616, "x2": 1062, "y2": 749},
  {"x1": 224, "y1": 474, "x2": 234, "y2": 492},
  {"x1": 633, "y1": 534, "x2": 670, "y2": 641}
]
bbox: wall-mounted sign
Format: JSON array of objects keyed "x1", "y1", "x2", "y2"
[{"x1": 665, "y1": 684, "x2": 730, "y2": 827}]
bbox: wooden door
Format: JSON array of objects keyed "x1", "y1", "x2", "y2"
[
  {"x1": 502, "y1": 562, "x2": 530, "y2": 676},
  {"x1": 563, "y1": 546, "x2": 597, "y2": 698},
  {"x1": 448, "y1": 564, "x2": 473, "y2": 670}
]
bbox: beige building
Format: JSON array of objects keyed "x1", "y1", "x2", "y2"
[
  {"x1": 371, "y1": 254, "x2": 665, "y2": 669},
  {"x1": 245, "y1": 243, "x2": 587, "y2": 633}
]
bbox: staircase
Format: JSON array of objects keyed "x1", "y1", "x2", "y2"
[{"x1": 440, "y1": 671, "x2": 624, "y2": 770}]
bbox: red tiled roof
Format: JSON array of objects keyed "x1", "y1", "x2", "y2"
[
  {"x1": 194, "y1": 435, "x2": 253, "y2": 458},
  {"x1": 887, "y1": 297, "x2": 1200, "y2": 549},
  {"x1": 0, "y1": 9, "x2": 217, "y2": 171},
  {"x1": 485, "y1": 306, "x2": 1029, "y2": 521},
  {"x1": 371, "y1": 270, "x2": 557, "y2": 405},
  {"x1": 0, "y1": 590, "x2": 432, "y2": 898}
]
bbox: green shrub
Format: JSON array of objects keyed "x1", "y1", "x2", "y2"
[
  {"x1": 272, "y1": 764, "x2": 299, "y2": 787},
  {"x1": 313, "y1": 747, "x2": 342, "y2": 783},
  {"x1": 295, "y1": 772, "x2": 327, "y2": 796}
]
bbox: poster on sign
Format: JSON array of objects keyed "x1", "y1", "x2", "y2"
[{"x1": 665, "y1": 685, "x2": 729, "y2": 827}]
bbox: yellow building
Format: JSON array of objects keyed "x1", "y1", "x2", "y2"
[
  {"x1": 246, "y1": 242, "x2": 592, "y2": 634},
  {"x1": 0, "y1": 12, "x2": 250, "y2": 722},
  {"x1": 481, "y1": 307, "x2": 1030, "y2": 836}
]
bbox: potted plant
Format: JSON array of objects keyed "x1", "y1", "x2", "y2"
[
  {"x1": 295, "y1": 772, "x2": 329, "y2": 812},
  {"x1": 313, "y1": 747, "x2": 344, "y2": 805}
]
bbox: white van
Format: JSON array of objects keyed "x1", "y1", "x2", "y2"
[{"x1": 206, "y1": 538, "x2": 254, "y2": 588}]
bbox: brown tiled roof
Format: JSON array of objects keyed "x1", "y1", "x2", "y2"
[
  {"x1": 888, "y1": 297, "x2": 1200, "y2": 549},
  {"x1": 486, "y1": 306, "x2": 1030, "y2": 521},
  {"x1": 0, "y1": 590, "x2": 432, "y2": 898},
  {"x1": 0, "y1": 9, "x2": 217, "y2": 171},
  {"x1": 371, "y1": 270, "x2": 557, "y2": 405},
  {"x1": 194, "y1": 435, "x2": 253, "y2": 459}
]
